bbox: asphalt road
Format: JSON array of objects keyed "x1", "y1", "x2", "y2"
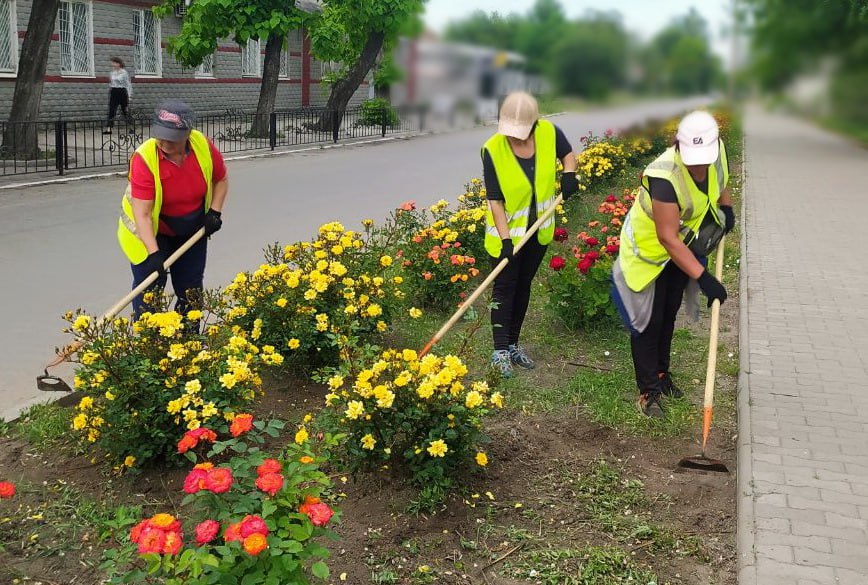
[{"x1": 0, "y1": 97, "x2": 709, "y2": 422}]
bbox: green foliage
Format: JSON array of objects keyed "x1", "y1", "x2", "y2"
[
  {"x1": 549, "y1": 15, "x2": 629, "y2": 99},
  {"x1": 357, "y1": 98, "x2": 400, "y2": 127},
  {"x1": 510, "y1": 546, "x2": 658, "y2": 584},
  {"x1": 14, "y1": 403, "x2": 74, "y2": 453}
]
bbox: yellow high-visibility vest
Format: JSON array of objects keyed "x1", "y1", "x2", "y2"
[
  {"x1": 117, "y1": 130, "x2": 214, "y2": 264},
  {"x1": 618, "y1": 140, "x2": 729, "y2": 292},
  {"x1": 482, "y1": 119, "x2": 557, "y2": 258}
]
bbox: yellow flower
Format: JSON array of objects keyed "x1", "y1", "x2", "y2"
[
  {"x1": 328, "y1": 375, "x2": 344, "y2": 390},
  {"x1": 345, "y1": 400, "x2": 365, "y2": 420},
  {"x1": 490, "y1": 392, "x2": 504, "y2": 408},
  {"x1": 401, "y1": 349, "x2": 418, "y2": 362},
  {"x1": 72, "y1": 315, "x2": 91, "y2": 332},
  {"x1": 187, "y1": 310, "x2": 203, "y2": 321},
  {"x1": 303, "y1": 413, "x2": 313, "y2": 423},
  {"x1": 295, "y1": 427, "x2": 310, "y2": 445},
  {"x1": 366, "y1": 304, "x2": 383, "y2": 318},
  {"x1": 81, "y1": 351, "x2": 98, "y2": 365},
  {"x1": 416, "y1": 380, "x2": 436, "y2": 399},
  {"x1": 287, "y1": 338, "x2": 301, "y2": 350},
  {"x1": 105, "y1": 391, "x2": 116, "y2": 401},
  {"x1": 362, "y1": 218, "x2": 374, "y2": 227},
  {"x1": 275, "y1": 298, "x2": 288, "y2": 308},
  {"x1": 393, "y1": 276, "x2": 404, "y2": 284},
  {"x1": 409, "y1": 307, "x2": 423, "y2": 319},
  {"x1": 185, "y1": 379, "x2": 202, "y2": 394},
  {"x1": 72, "y1": 413, "x2": 87, "y2": 430},
  {"x1": 427, "y1": 439, "x2": 448, "y2": 458},
  {"x1": 376, "y1": 321, "x2": 388, "y2": 332},
  {"x1": 78, "y1": 396, "x2": 94, "y2": 410},
  {"x1": 124, "y1": 455, "x2": 136, "y2": 468},
  {"x1": 380, "y1": 255, "x2": 393, "y2": 267},
  {"x1": 201, "y1": 402, "x2": 218, "y2": 418},
  {"x1": 375, "y1": 388, "x2": 395, "y2": 409},
  {"x1": 465, "y1": 390, "x2": 483, "y2": 409},
  {"x1": 219, "y1": 372, "x2": 238, "y2": 389},
  {"x1": 361, "y1": 434, "x2": 376, "y2": 450},
  {"x1": 304, "y1": 289, "x2": 318, "y2": 301},
  {"x1": 475, "y1": 452, "x2": 488, "y2": 467}
]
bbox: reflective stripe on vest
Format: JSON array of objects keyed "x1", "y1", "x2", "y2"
[
  {"x1": 482, "y1": 119, "x2": 557, "y2": 258},
  {"x1": 117, "y1": 130, "x2": 214, "y2": 264},
  {"x1": 618, "y1": 140, "x2": 729, "y2": 292}
]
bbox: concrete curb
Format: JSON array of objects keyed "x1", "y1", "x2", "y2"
[{"x1": 736, "y1": 130, "x2": 757, "y2": 584}]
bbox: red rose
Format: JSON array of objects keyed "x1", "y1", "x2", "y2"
[
  {"x1": 606, "y1": 244, "x2": 619, "y2": 254},
  {"x1": 130, "y1": 520, "x2": 149, "y2": 544},
  {"x1": 195, "y1": 520, "x2": 221, "y2": 546},
  {"x1": 257, "y1": 459, "x2": 282, "y2": 476},
  {"x1": 229, "y1": 414, "x2": 254, "y2": 437},
  {"x1": 204, "y1": 467, "x2": 233, "y2": 494},
  {"x1": 183, "y1": 468, "x2": 208, "y2": 494},
  {"x1": 585, "y1": 250, "x2": 600, "y2": 261},
  {"x1": 0, "y1": 481, "x2": 16, "y2": 499},
  {"x1": 578, "y1": 258, "x2": 594, "y2": 274},
  {"x1": 553, "y1": 227, "x2": 568, "y2": 242},
  {"x1": 162, "y1": 531, "x2": 184, "y2": 556},
  {"x1": 300, "y1": 502, "x2": 334, "y2": 527},
  {"x1": 239, "y1": 515, "x2": 269, "y2": 538},
  {"x1": 255, "y1": 472, "x2": 284, "y2": 497},
  {"x1": 584, "y1": 237, "x2": 599, "y2": 246},
  {"x1": 605, "y1": 194, "x2": 617, "y2": 203},
  {"x1": 189, "y1": 428, "x2": 217, "y2": 442},
  {"x1": 549, "y1": 256, "x2": 566, "y2": 271}
]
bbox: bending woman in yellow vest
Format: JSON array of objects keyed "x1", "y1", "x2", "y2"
[
  {"x1": 612, "y1": 111, "x2": 734, "y2": 417},
  {"x1": 118, "y1": 100, "x2": 229, "y2": 317},
  {"x1": 482, "y1": 92, "x2": 579, "y2": 377}
]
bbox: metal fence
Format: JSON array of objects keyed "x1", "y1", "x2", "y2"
[{"x1": 0, "y1": 104, "x2": 444, "y2": 178}]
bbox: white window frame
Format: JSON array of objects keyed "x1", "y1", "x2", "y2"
[
  {"x1": 279, "y1": 42, "x2": 290, "y2": 79},
  {"x1": 0, "y1": 0, "x2": 18, "y2": 77},
  {"x1": 59, "y1": 0, "x2": 94, "y2": 77},
  {"x1": 196, "y1": 52, "x2": 214, "y2": 78},
  {"x1": 240, "y1": 38, "x2": 261, "y2": 77},
  {"x1": 133, "y1": 8, "x2": 162, "y2": 77}
]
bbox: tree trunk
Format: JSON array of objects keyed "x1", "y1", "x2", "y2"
[
  {"x1": 315, "y1": 30, "x2": 386, "y2": 132},
  {"x1": 251, "y1": 33, "x2": 283, "y2": 137},
  {"x1": 2, "y1": 0, "x2": 61, "y2": 160}
]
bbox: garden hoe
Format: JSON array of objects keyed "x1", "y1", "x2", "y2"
[
  {"x1": 418, "y1": 195, "x2": 564, "y2": 358},
  {"x1": 678, "y1": 237, "x2": 729, "y2": 474},
  {"x1": 36, "y1": 228, "x2": 208, "y2": 393}
]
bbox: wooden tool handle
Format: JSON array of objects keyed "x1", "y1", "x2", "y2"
[
  {"x1": 419, "y1": 195, "x2": 564, "y2": 357},
  {"x1": 701, "y1": 236, "x2": 726, "y2": 450},
  {"x1": 45, "y1": 228, "x2": 208, "y2": 367}
]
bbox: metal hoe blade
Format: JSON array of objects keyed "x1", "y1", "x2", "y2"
[
  {"x1": 677, "y1": 455, "x2": 729, "y2": 474},
  {"x1": 37, "y1": 370, "x2": 73, "y2": 393}
]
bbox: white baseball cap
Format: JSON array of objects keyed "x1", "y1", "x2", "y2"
[
  {"x1": 676, "y1": 110, "x2": 720, "y2": 165},
  {"x1": 498, "y1": 92, "x2": 539, "y2": 140}
]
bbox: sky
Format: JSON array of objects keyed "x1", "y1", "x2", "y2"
[{"x1": 423, "y1": 0, "x2": 734, "y2": 65}]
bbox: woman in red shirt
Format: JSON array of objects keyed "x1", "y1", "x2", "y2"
[{"x1": 127, "y1": 100, "x2": 228, "y2": 316}]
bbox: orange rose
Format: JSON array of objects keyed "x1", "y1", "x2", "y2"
[
  {"x1": 255, "y1": 472, "x2": 284, "y2": 497},
  {"x1": 299, "y1": 456, "x2": 315, "y2": 464},
  {"x1": 148, "y1": 513, "x2": 181, "y2": 532},
  {"x1": 177, "y1": 434, "x2": 198, "y2": 454},
  {"x1": 204, "y1": 467, "x2": 233, "y2": 494},
  {"x1": 256, "y1": 458, "x2": 282, "y2": 476},
  {"x1": 230, "y1": 414, "x2": 254, "y2": 437},
  {"x1": 137, "y1": 527, "x2": 166, "y2": 554},
  {"x1": 242, "y1": 533, "x2": 268, "y2": 556},
  {"x1": 224, "y1": 522, "x2": 243, "y2": 543},
  {"x1": 162, "y1": 531, "x2": 184, "y2": 556}
]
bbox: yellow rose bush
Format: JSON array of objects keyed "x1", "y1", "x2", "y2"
[
  {"x1": 66, "y1": 305, "x2": 280, "y2": 467},
  {"x1": 319, "y1": 349, "x2": 504, "y2": 490},
  {"x1": 222, "y1": 221, "x2": 405, "y2": 371}
]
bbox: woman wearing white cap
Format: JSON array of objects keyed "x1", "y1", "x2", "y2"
[
  {"x1": 612, "y1": 110, "x2": 734, "y2": 417},
  {"x1": 482, "y1": 91, "x2": 579, "y2": 377}
]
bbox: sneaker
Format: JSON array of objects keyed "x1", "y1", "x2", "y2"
[
  {"x1": 508, "y1": 344, "x2": 535, "y2": 369},
  {"x1": 658, "y1": 372, "x2": 684, "y2": 399},
  {"x1": 637, "y1": 391, "x2": 665, "y2": 418},
  {"x1": 491, "y1": 349, "x2": 514, "y2": 378}
]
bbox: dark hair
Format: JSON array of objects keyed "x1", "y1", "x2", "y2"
[{"x1": 110, "y1": 57, "x2": 125, "y2": 68}]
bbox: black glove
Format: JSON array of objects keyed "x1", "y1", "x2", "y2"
[
  {"x1": 697, "y1": 270, "x2": 727, "y2": 307},
  {"x1": 720, "y1": 205, "x2": 735, "y2": 234},
  {"x1": 204, "y1": 209, "x2": 223, "y2": 236},
  {"x1": 560, "y1": 172, "x2": 580, "y2": 200},
  {"x1": 138, "y1": 250, "x2": 167, "y2": 278},
  {"x1": 498, "y1": 238, "x2": 514, "y2": 262}
]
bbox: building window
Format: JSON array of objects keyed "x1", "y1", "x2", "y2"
[
  {"x1": 59, "y1": 1, "x2": 93, "y2": 76},
  {"x1": 133, "y1": 9, "x2": 160, "y2": 76},
  {"x1": 0, "y1": 0, "x2": 17, "y2": 75},
  {"x1": 241, "y1": 38, "x2": 260, "y2": 77},
  {"x1": 197, "y1": 53, "x2": 214, "y2": 77},
  {"x1": 279, "y1": 44, "x2": 290, "y2": 79}
]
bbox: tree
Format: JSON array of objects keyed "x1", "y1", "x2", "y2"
[
  {"x1": 641, "y1": 9, "x2": 721, "y2": 95},
  {"x1": 444, "y1": 10, "x2": 519, "y2": 52},
  {"x1": 154, "y1": 0, "x2": 310, "y2": 136},
  {"x1": 308, "y1": 0, "x2": 426, "y2": 131},
  {"x1": 2, "y1": 0, "x2": 60, "y2": 160},
  {"x1": 549, "y1": 14, "x2": 629, "y2": 100}
]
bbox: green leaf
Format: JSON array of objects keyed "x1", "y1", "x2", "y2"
[{"x1": 311, "y1": 561, "x2": 329, "y2": 580}]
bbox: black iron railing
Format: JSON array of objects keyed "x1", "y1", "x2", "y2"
[{"x1": 0, "y1": 104, "x2": 446, "y2": 178}]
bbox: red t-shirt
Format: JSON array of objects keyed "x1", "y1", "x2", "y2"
[{"x1": 130, "y1": 140, "x2": 227, "y2": 233}]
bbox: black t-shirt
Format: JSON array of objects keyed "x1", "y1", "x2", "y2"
[{"x1": 647, "y1": 175, "x2": 708, "y2": 205}]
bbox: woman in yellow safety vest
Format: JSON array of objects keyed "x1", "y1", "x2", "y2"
[
  {"x1": 612, "y1": 110, "x2": 734, "y2": 417},
  {"x1": 117, "y1": 100, "x2": 228, "y2": 317},
  {"x1": 482, "y1": 92, "x2": 579, "y2": 377}
]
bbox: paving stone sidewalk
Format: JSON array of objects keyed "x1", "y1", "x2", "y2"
[{"x1": 738, "y1": 105, "x2": 868, "y2": 584}]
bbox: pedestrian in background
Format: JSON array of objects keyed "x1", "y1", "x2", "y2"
[
  {"x1": 104, "y1": 57, "x2": 133, "y2": 135},
  {"x1": 482, "y1": 91, "x2": 580, "y2": 377},
  {"x1": 612, "y1": 110, "x2": 734, "y2": 417},
  {"x1": 117, "y1": 100, "x2": 228, "y2": 317}
]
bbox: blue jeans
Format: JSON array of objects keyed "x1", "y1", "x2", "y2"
[{"x1": 131, "y1": 232, "x2": 207, "y2": 317}]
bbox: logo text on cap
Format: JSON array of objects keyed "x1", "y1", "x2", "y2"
[
  {"x1": 692, "y1": 137, "x2": 703, "y2": 145},
  {"x1": 158, "y1": 110, "x2": 184, "y2": 128}
]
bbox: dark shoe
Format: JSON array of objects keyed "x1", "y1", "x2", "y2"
[
  {"x1": 659, "y1": 372, "x2": 684, "y2": 399},
  {"x1": 491, "y1": 350, "x2": 514, "y2": 378},
  {"x1": 508, "y1": 344, "x2": 535, "y2": 369},
  {"x1": 637, "y1": 391, "x2": 665, "y2": 418}
]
